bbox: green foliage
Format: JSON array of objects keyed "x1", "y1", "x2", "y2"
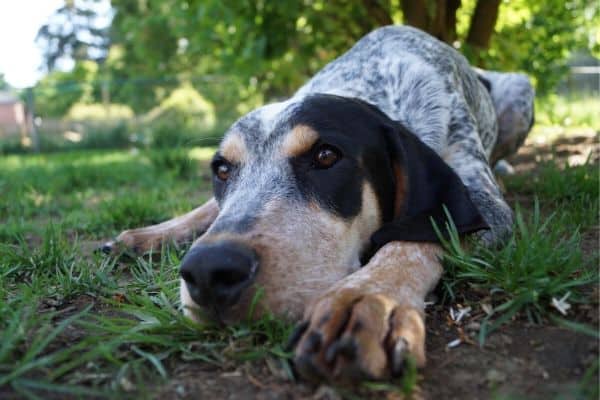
[
  {"x1": 535, "y1": 95, "x2": 600, "y2": 128},
  {"x1": 108, "y1": 0, "x2": 389, "y2": 103},
  {"x1": 66, "y1": 102, "x2": 134, "y2": 120},
  {"x1": 77, "y1": 121, "x2": 133, "y2": 150},
  {"x1": 146, "y1": 148, "x2": 196, "y2": 180},
  {"x1": 142, "y1": 84, "x2": 217, "y2": 147},
  {"x1": 106, "y1": 0, "x2": 597, "y2": 101},
  {"x1": 34, "y1": 61, "x2": 99, "y2": 117},
  {"x1": 460, "y1": 0, "x2": 599, "y2": 94},
  {"x1": 31, "y1": 0, "x2": 597, "y2": 134}
]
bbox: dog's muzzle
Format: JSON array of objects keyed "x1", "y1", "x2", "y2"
[{"x1": 180, "y1": 241, "x2": 258, "y2": 311}]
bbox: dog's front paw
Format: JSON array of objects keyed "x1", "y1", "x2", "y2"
[
  {"x1": 291, "y1": 289, "x2": 425, "y2": 383},
  {"x1": 99, "y1": 229, "x2": 155, "y2": 256}
]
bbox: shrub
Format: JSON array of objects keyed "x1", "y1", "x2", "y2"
[
  {"x1": 142, "y1": 83, "x2": 216, "y2": 147},
  {"x1": 147, "y1": 148, "x2": 196, "y2": 179},
  {"x1": 65, "y1": 103, "x2": 135, "y2": 121}
]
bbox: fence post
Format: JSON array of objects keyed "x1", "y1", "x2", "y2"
[{"x1": 25, "y1": 87, "x2": 40, "y2": 152}]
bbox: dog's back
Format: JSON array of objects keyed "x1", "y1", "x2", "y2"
[{"x1": 295, "y1": 25, "x2": 534, "y2": 165}]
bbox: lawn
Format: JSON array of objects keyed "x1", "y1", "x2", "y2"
[{"x1": 0, "y1": 129, "x2": 598, "y2": 398}]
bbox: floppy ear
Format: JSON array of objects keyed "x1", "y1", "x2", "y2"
[{"x1": 370, "y1": 122, "x2": 488, "y2": 249}]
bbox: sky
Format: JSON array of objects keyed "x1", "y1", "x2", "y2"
[{"x1": 0, "y1": 0, "x2": 65, "y2": 88}]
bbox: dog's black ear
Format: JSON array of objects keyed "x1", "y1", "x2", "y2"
[{"x1": 370, "y1": 122, "x2": 488, "y2": 249}]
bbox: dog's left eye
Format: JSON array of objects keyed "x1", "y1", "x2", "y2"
[
  {"x1": 212, "y1": 160, "x2": 231, "y2": 181},
  {"x1": 314, "y1": 145, "x2": 340, "y2": 169}
]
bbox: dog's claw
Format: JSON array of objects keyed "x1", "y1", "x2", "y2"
[
  {"x1": 302, "y1": 332, "x2": 322, "y2": 353},
  {"x1": 293, "y1": 290, "x2": 426, "y2": 382},
  {"x1": 392, "y1": 337, "x2": 409, "y2": 376},
  {"x1": 100, "y1": 241, "x2": 114, "y2": 255},
  {"x1": 285, "y1": 320, "x2": 309, "y2": 351},
  {"x1": 326, "y1": 337, "x2": 357, "y2": 363}
]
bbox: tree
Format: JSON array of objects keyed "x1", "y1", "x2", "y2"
[
  {"x1": 401, "y1": 0, "x2": 463, "y2": 43},
  {"x1": 106, "y1": 0, "x2": 596, "y2": 98},
  {"x1": 36, "y1": 0, "x2": 111, "y2": 71},
  {"x1": 36, "y1": 0, "x2": 599, "y2": 114},
  {"x1": 34, "y1": 61, "x2": 99, "y2": 117}
]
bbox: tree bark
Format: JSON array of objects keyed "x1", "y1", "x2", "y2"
[
  {"x1": 430, "y1": 0, "x2": 447, "y2": 40},
  {"x1": 444, "y1": 0, "x2": 461, "y2": 43},
  {"x1": 400, "y1": 0, "x2": 462, "y2": 44},
  {"x1": 466, "y1": 0, "x2": 501, "y2": 48}
]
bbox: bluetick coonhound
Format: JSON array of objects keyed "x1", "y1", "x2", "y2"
[{"x1": 103, "y1": 26, "x2": 534, "y2": 382}]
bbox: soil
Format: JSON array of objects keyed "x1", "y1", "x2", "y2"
[{"x1": 150, "y1": 310, "x2": 598, "y2": 400}]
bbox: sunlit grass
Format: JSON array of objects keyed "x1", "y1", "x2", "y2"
[{"x1": 535, "y1": 95, "x2": 600, "y2": 129}]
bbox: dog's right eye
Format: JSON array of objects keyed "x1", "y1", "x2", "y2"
[
  {"x1": 212, "y1": 160, "x2": 231, "y2": 181},
  {"x1": 314, "y1": 145, "x2": 341, "y2": 169}
]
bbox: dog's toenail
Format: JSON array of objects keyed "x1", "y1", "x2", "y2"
[{"x1": 392, "y1": 337, "x2": 409, "y2": 376}]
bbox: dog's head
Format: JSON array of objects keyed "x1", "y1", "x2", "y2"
[{"x1": 180, "y1": 94, "x2": 486, "y2": 323}]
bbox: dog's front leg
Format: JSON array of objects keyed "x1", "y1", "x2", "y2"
[
  {"x1": 292, "y1": 241, "x2": 442, "y2": 382},
  {"x1": 102, "y1": 198, "x2": 219, "y2": 255}
]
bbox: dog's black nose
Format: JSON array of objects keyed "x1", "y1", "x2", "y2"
[{"x1": 180, "y1": 241, "x2": 257, "y2": 308}]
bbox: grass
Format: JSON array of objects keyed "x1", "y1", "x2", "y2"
[
  {"x1": 437, "y1": 157, "x2": 599, "y2": 343},
  {"x1": 438, "y1": 200, "x2": 598, "y2": 343},
  {"x1": 535, "y1": 95, "x2": 599, "y2": 130},
  {"x1": 0, "y1": 130, "x2": 598, "y2": 398}
]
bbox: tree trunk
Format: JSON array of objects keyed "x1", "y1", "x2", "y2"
[
  {"x1": 363, "y1": 0, "x2": 394, "y2": 27},
  {"x1": 400, "y1": 0, "x2": 462, "y2": 44},
  {"x1": 400, "y1": 0, "x2": 428, "y2": 31},
  {"x1": 466, "y1": 0, "x2": 501, "y2": 48},
  {"x1": 444, "y1": 0, "x2": 461, "y2": 43},
  {"x1": 430, "y1": 0, "x2": 447, "y2": 40}
]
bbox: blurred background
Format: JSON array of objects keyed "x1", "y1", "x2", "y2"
[{"x1": 0, "y1": 0, "x2": 597, "y2": 154}]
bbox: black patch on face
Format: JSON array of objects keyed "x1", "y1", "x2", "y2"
[{"x1": 287, "y1": 95, "x2": 397, "y2": 220}]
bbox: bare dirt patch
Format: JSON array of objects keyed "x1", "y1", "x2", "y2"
[{"x1": 149, "y1": 305, "x2": 597, "y2": 400}]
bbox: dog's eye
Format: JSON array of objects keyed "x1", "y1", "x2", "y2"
[
  {"x1": 213, "y1": 161, "x2": 231, "y2": 181},
  {"x1": 314, "y1": 145, "x2": 340, "y2": 169}
]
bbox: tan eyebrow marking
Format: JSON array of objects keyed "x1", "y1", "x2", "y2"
[
  {"x1": 220, "y1": 133, "x2": 247, "y2": 163},
  {"x1": 281, "y1": 124, "x2": 319, "y2": 157}
]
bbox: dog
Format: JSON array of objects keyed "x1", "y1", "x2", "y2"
[{"x1": 102, "y1": 26, "x2": 534, "y2": 382}]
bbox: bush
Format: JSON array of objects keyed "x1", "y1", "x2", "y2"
[
  {"x1": 147, "y1": 148, "x2": 196, "y2": 179},
  {"x1": 77, "y1": 121, "x2": 132, "y2": 149},
  {"x1": 535, "y1": 95, "x2": 600, "y2": 128},
  {"x1": 66, "y1": 103, "x2": 134, "y2": 121},
  {"x1": 142, "y1": 83, "x2": 216, "y2": 147}
]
